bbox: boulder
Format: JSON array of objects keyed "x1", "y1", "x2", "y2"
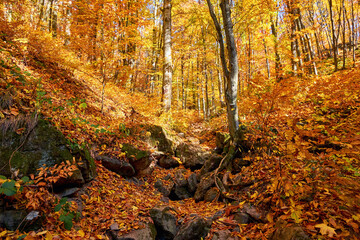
[
  {"x1": 143, "y1": 124, "x2": 175, "y2": 154},
  {"x1": 0, "y1": 210, "x2": 42, "y2": 231},
  {"x1": 154, "y1": 179, "x2": 174, "y2": 197},
  {"x1": 194, "y1": 172, "x2": 215, "y2": 202},
  {"x1": 272, "y1": 220, "x2": 310, "y2": 240},
  {"x1": 158, "y1": 155, "x2": 180, "y2": 169},
  {"x1": 212, "y1": 230, "x2": 232, "y2": 240},
  {"x1": 121, "y1": 143, "x2": 150, "y2": 173},
  {"x1": 242, "y1": 203, "x2": 261, "y2": 221},
  {"x1": 174, "y1": 215, "x2": 210, "y2": 240},
  {"x1": 233, "y1": 212, "x2": 250, "y2": 224},
  {"x1": 0, "y1": 118, "x2": 95, "y2": 187},
  {"x1": 98, "y1": 155, "x2": 135, "y2": 177},
  {"x1": 204, "y1": 188, "x2": 219, "y2": 202},
  {"x1": 215, "y1": 132, "x2": 230, "y2": 153},
  {"x1": 199, "y1": 154, "x2": 223, "y2": 177},
  {"x1": 150, "y1": 206, "x2": 178, "y2": 240},
  {"x1": 116, "y1": 223, "x2": 157, "y2": 240},
  {"x1": 171, "y1": 185, "x2": 192, "y2": 200},
  {"x1": 176, "y1": 143, "x2": 210, "y2": 170},
  {"x1": 174, "y1": 170, "x2": 187, "y2": 187},
  {"x1": 187, "y1": 173, "x2": 198, "y2": 193}
]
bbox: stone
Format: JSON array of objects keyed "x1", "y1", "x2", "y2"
[
  {"x1": 158, "y1": 155, "x2": 180, "y2": 169},
  {"x1": 211, "y1": 210, "x2": 225, "y2": 222},
  {"x1": 199, "y1": 154, "x2": 223, "y2": 177},
  {"x1": 212, "y1": 230, "x2": 231, "y2": 240},
  {"x1": 122, "y1": 143, "x2": 151, "y2": 173},
  {"x1": 116, "y1": 223, "x2": 157, "y2": 240},
  {"x1": 187, "y1": 173, "x2": 198, "y2": 193},
  {"x1": 204, "y1": 188, "x2": 219, "y2": 202},
  {"x1": 154, "y1": 179, "x2": 174, "y2": 197},
  {"x1": 0, "y1": 210, "x2": 42, "y2": 231},
  {"x1": 176, "y1": 143, "x2": 209, "y2": 170},
  {"x1": 243, "y1": 203, "x2": 261, "y2": 221},
  {"x1": 0, "y1": 118, "x2": 95, "y2": 188},
  {"x1": 56, "y1": 187, "x2": 80, "y2": 198},
  {"x1": 194, "y1": 172, "x2": 215, "y2": 202},
  {"x1": 215, "y1": 132, "x2": 230, "y2": 153},
  {"x1": 174, "y1": 215, "x2": 210, "y2": 240},
  {"x1": 150, "y1": 206, "x2": 178, "y2": 240},
  {"x1": 174, "y1": 170, "x2": 187, "y2": 187},
  {"x1": 272, "y1": 220, "x2": 310, "y2": 240},
  {"x1": 143, "y1": 124, "x2": 175, "y2": 154},
  {"x1": 98, "y1": 155, "x2": 135, "y2": 177},
  {"x1": 233, "y1": 212, "x2": 250, "y2": 224},
  {"x1": 171, "y1": 185, "x2": 191, "y2": 200}
]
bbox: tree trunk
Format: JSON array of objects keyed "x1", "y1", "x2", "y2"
[
  {"x1": 342, "y1": 0, "x2": 346, "y2": 69},
  {"x1": 329, "y1": 0, "x2": 338, "y2": 71},
  {"x1": 206, "y1": 0, "x2": 239, "y2": 141},
  {"x1": 270, "y1": 15, "x2": 282, "y2": 81},
  {"x1": 351, "y1": 0, "x2": 356, "y2": 67},
  {"x1": 162, "y1": 0, "x2": 172, "y2": 111}
]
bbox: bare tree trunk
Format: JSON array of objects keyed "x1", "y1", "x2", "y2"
[
  {"x1": 329, "y1": 0, "x2": 338, "y2": 71},
  {"x1": 270, "y1": 15, "x2": 282, "y2": 81},
  {"x1": 351, "y1": 0, "x2": 356, "y2": 67},
  {"x1": 162, "y1": 0, "x2": 172, "y2": 111},
  {"x1": 206, "y1": 0, "x2": 239, "y2": 140},
  {"x1": 216, "y1": 52, "x2": 225, "y2": 107},
  {"x1": 342, "y1": 0, "x2": 346, "y2": 69},
  {"x1": 263, "y1": 37, "x2": 270, "y2": 79}
]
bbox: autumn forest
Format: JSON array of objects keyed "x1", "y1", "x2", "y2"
[{"x1": 0, "y1": 0, "x2": 359, "y2": 239}]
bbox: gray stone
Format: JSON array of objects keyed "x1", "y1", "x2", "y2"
[
  {"x1": 154, "y1": 179, "x2": 174, "y2": 197},
  {"x1": 200, "y1": 154, "x2": 223, "y2": 176},
  {"x1": 174, "y1": 170, "x2": 187, "y2": 187},
  {"x1": 98, "y1": 155, "x2": 135, "y2": 177},
  {"x1": 174, "y1": 215, "x2": 210, "y2": 240},
  {"x1": 0, "y1": 210, "x2": 42, "y2": 231},
  {"x1": 204, "y1": 188, "x2": 219, "y2": 202},
  {"x1": 150, "y1": 206, "x2": 178, "y2": 240},
  {"x1": 233, "y1": 212, "x2": 250, "y2": 224},
  {"x1": 243, "y1": 203, "x2": 261, "y2": 221},
  {"x1": 176, "y1": 143, "x2": 209, "y2": 170},
  {"x1": 187, "y1": 173, "x2": 198, "y2": 193},
  {"x1": 272, "y1": 220, "x2": 310, "y2": 240},
  {"x1": 172, "y1": 185, "x2": 192, "y2": 200},
  {"x1": 194, "y1": 172, "x2": 215, "y2": 202},
  {"x1": 0, "y1": 118, "x2": 95, "y2": 188},
  {"x1": 158, "y1": 155, "x2": 180, "y2": 169},
  {"x1": 143, "y1": 124, "x2": 175, "y2": 154},
  {"x1": 56, "y1": 187, "x2": 80, "y2": 198},
  {"x1": 116, "y1": 223, "x2": 157, "y2": 240},
  {"x1": 212, "y1": 230, "x2": 232, "y2": 240},
  {"x1": 122, "y1": 144, "x2": 151, "y2": 173}
]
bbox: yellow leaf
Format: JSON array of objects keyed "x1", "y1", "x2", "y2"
[
  {"x1": 36, "y1": 230, "x2": 48, "y2": 235},
  {"x1": 0, "y1": 231, "x2": 7, "y2": 237},
  {"x1": 78, "y1": 230, "x2": 85, "y2": 237},
  {"x1": 315, "y1": 223, "x2": 336, "y2": 237}
]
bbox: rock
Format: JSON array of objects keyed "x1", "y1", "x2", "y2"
[
  {"x1": 212, "y1": 230, "x2": 232, "y2": 240},
  {"x1": 215, "y1": 132, "x2": 230, "y2": 153},
  {"x1": 0, "y1": 210, "x2": 42, "y2": 231},
  {"x1": 243, "y1": 203, "x2": 261, "y2": 221},
  {"x1": 194, "y1": 172, "x2": 215, "y2": 202},
  {"x1": 174, "y1": 170, "x2": 187, "y2": 187},
  {"x1": 56, "y1": 187, "x2": 80, "y2": 198},
  {"x1": 0, "y1": 118, "x2": 95, "y2": 188},
  {"x1": 158, "y1": 155, "x2": 180, "y2": 169},
  {"x1": 154, "y1": 179, "x2": 174, "y2": 197},
  {"x1": 72, "y1": 146, "x2": 97, "y2": 182},
  {"x1": 143, "y1": 124, "x2": 175, "y2": 154},
  {"x1": 211, "y1": 210, "x2": 225, "y2": 222},
  {"x1": 150, "y1": 206, "x2": 178, "y2": 240},
  {"x1": 204, "y1": 188, "x2": 219, "y2": 202},
  {"x1": 116, "y1": 223, "x2": 157, "y2": 240},
  {"x1": 122, "y1": 143, "x2": 150, "y2": 173},
  {"x1": 176, "y1": 143, "x2": 209, "y2": 170},
  {"x1": 233, "y1": 212, "x2": 250, "y2": 224},
  {"x1": 98, "y1": 155, "x2": 135, "y2": 177},
  {"x1": 171, "y1": 185, "x2": 192, "y2": 200},
  {"x1": 187, "y1": 173, "x2": 198, "y2": 193},
  {"x1": 272, "y1": 220, "x2": 310, "y2": 240},
  {"x1": 174, "y1": 215, "x2": 210, "y2": 240},
  {"x1": 199, "y1": 154, "x2": 223, "y2": 176}
]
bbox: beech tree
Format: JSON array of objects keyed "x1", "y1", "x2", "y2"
[
  {"x1": 206, "y1": 0, "x2": 239, "y2": 141},
  {"x1": 162, "y1": 0, "x2": 172, "y2": 111}
]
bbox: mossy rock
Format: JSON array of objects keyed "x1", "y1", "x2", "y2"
[
  {"x1": 121, "y1": 143, "x2": 151, "y2": 172},
  {"x1": 143, "y1": 124, "x2": 175, "y2": 154},
  {"x1": 0, "y1": 117, "x2": 95, "y2": 187}
]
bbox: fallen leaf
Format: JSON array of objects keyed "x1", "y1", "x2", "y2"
[{"x1": 315, "y1": 223, "x2": 336, "y2": 237}]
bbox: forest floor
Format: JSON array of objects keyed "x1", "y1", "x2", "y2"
[{"x1": 1, "y1": 33, "x2": 360, "y2": 240}]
